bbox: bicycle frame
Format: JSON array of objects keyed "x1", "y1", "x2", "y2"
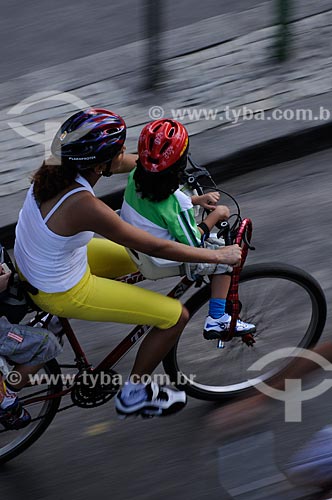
[
  {"x1": 225, "y1": 217, "x2": 254, "y2": 343},
  {"x1": 22, "y1": 216, "x2": 254, "y2": 409},
  {"x1": 61, "y1": 272, "x2": 196, "y2": 375},
  {"x1": 23, "y1": 272, "x2": 196, "y2": 407},
  {"x1": 64, "y1": 213, "x2": 253, "y2": 368},
  {"x1": 22, "y1": 162, "x2": 255, "y2": 407},
  {"x1": 3, "y1": 158, "x2": 326, "y2": 467}
]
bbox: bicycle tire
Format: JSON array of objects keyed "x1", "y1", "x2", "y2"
[
  {"x1": 0, "y1": 358, "x2": 62, "y2": 464},
  {"x1": 163, "y1": 263, "x2": 327, "y2": 401}
]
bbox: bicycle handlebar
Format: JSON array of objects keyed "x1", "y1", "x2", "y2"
[{"x1": 184, "y1": 159, "x2": 256, "y2": 345}]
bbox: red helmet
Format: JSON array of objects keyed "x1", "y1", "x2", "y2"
[{"x1": 138, "y1": 119, "x2": 188, "y2": 172}]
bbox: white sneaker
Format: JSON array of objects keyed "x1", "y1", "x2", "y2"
[
  {"x1": 203, "y1": 313, "x2": 256, "y2": 340},
  {"x1": 115, "y1": 381, "x2": 187, "y2": 418}
]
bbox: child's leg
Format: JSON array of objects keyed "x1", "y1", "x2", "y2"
[
  {"x1": 0, "y1": 317, "x2": 62, "y2": 408},
  {"x1": 0, "y1": 375, "x2": 31, "y2": 429},
  {"x1": 199, "y1": 260, "x2": 255, "y2": 337},
  {"x1": 208, "y1": 274, "x2": 231, "y2": 319},
  {"x1": 0, "y1": 322, "x2": 59, "y2": 429},
  {"x1": 0, "y1": 320, "x2": 60, "y2": 429},
  {"x1": 6, "y1": 363, "x2": 44, "y2": 391},
  {"x1": 0, "y1": 365, "x2": 33, "y2": 430},
  {"x1": 0, "y1": 371, "x2": 7, "y2": 405},
  {"x1": 204, "y1": 271, "x2": 256, "y2": 337},
  {"x1": 201, "y1": 208, "x2": 231, "y2": 320},
  {"x1": 211, "y1": 274, "x2": 231, "y2": 299},
  {"x1": 202, "y1": 205, "x2": 230, "y2": 232}
]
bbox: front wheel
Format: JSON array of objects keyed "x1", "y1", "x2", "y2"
[
  {"x1": 0, "y1": 358, "x2": 62, "y2": 464},
  {"x1": 163, "y1": 263, "x2": 327, "y2": 401}
]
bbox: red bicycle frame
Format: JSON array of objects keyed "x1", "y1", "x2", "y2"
[
  {"x1": 24, "y1": 220, "x2": 253, "y2": 406},
  {"x1": 226, "y1": 217, "x2": 254, "y2": 344}
]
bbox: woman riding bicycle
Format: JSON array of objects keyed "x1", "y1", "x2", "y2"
[{"x1": 14, "y1": 108, "x2": 241, "y2": 418}]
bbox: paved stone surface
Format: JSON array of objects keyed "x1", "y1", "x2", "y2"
[
  {"x1": 2, "y1": 150, "x2": 332, "y2": 500},
  {"x1": 0, "y1": 0, "x2": 265, "y2": 83},
  {"x1": 0, "y1": 0, "x2": 331, "y2": 221}
]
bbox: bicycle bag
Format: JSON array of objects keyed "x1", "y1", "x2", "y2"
[{"x1": 0, "y1": 244, "x2": 30, "y2": 323}]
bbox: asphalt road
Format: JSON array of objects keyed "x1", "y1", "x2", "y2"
[
  {"x1": 1, "y1": 149, "x2": 331, "y2": 500},
  {"x1": 1, "y1": 0, "x2": 264, "y2": 82}
]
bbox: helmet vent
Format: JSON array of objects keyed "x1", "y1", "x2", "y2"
[
  {"x1": 106, "y1": 127, "x2": 119, "y2": 135},
  {"x1": 168, "y1": 127, "x2": 175, "y2": 137},
  {"x1": 147, "y1": 156, "x2": 159, "y2": 164},
  {"x1": 160, "y1": 141, "x2": 170, "y2": 154}
]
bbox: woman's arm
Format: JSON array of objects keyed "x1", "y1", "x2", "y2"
[{"x1": 73, "y1": 196, "x2": 241, "y2": 266}]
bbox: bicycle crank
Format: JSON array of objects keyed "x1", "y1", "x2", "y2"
[{"x1": 71, "y1": 368, "x2": 121, "y2": 408}]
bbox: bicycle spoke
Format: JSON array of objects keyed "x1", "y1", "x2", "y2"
[
  {"x1": 0, "y1": 360, "x2": 62, "y2": 464},
  {"x1": 164, "y1": 263, "x2": 326, "y2": 400}
]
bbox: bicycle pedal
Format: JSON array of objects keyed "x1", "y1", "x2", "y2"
[
  {"x1": 141, "y1": 413, "x2": 155, "y2": 419},
  {"x1": 141, "y1": 408, "x2": 163, "y2": 418},
  {"x1": 203, "y1": 331, "x2": 227, "y2": 341},
  {"x1": 115, "y1": 411, "x2": 129, "y2": 420}
]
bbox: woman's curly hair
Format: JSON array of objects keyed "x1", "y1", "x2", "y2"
[{"x1": 32, "y1": 158, "x2": 79, "y2": 204}]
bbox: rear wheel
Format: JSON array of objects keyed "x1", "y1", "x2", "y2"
[
  {"x1": 0, "y1": 358, "x2": 62, "y2": 464},
  {"x1": 163, "y1": 263, "x2": 327, "y2": 401}
]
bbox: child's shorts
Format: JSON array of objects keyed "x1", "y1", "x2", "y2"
[
  {"x1": 187, "y1": 238, "x2": 233, "y2": 280},
  {"x1": 0, "y1": 317, "x2": 62, "y2": 366}
]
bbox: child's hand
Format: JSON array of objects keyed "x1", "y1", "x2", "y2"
[
  {"x1": 0, "y1": 265, "x2": 11, "y2": 293},
  {"x1": 191, "y1": 192, "x2": 220, "y2": 210}
]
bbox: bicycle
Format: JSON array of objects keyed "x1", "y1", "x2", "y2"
[{"x1": 0, "y1": 160, "x2": 327, "y2": 464}]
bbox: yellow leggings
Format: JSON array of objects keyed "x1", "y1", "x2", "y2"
[{"x1": 30, "y1": 238, "x2": 182, "y2": 329}]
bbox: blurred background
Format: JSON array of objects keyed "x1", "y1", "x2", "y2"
[{"x1": 1, "y1": 1, "x2": 332, "y2": 498}]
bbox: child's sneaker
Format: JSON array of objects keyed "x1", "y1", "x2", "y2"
[
  {"x1": 203, "y1": 313, "x2": 256, "y2": 339},
  {"x1": 115, "y1": 381, "x2": 187, "y2": 418},
  {"x1": 0, "y1": 373, "x2": 31, "y2": 430},
  {"x1": 0, "y1": 399, "x2": 31, "y2": 430}
]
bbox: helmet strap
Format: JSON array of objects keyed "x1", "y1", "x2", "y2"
[{"x1": 101, "y1": 159, "x2": 114, "y2": 177}]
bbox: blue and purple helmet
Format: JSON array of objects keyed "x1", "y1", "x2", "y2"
[{"x1": 51, "y1": 108, "x2": 126, "y2": 172}]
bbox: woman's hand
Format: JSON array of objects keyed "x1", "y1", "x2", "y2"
[
  {"x1": 216, "y1": 244, "x2": 242, "y2": 267},
  {"x1": 191, "y1": 192, "x2": 220, "y2": 210},
  {"x1": 0, "y1": 265, "x2": 11, "y2": 293}
]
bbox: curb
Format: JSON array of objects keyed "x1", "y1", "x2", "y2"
[{"x1": 2, "y1": 120, "x2": 332, "y2": 249}]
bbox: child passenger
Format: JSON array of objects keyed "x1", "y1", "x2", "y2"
[{"x1": 121, "y1": 119, "x2": 255, "y2": 338}]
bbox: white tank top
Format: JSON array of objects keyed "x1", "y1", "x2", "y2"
[{"x1": 14, "y1": 174, "x2": 95, "y2": 293}]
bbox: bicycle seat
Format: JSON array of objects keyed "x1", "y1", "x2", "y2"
[{"x1": 125, "y1": 248, "x2": 188, "y2": 280}]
